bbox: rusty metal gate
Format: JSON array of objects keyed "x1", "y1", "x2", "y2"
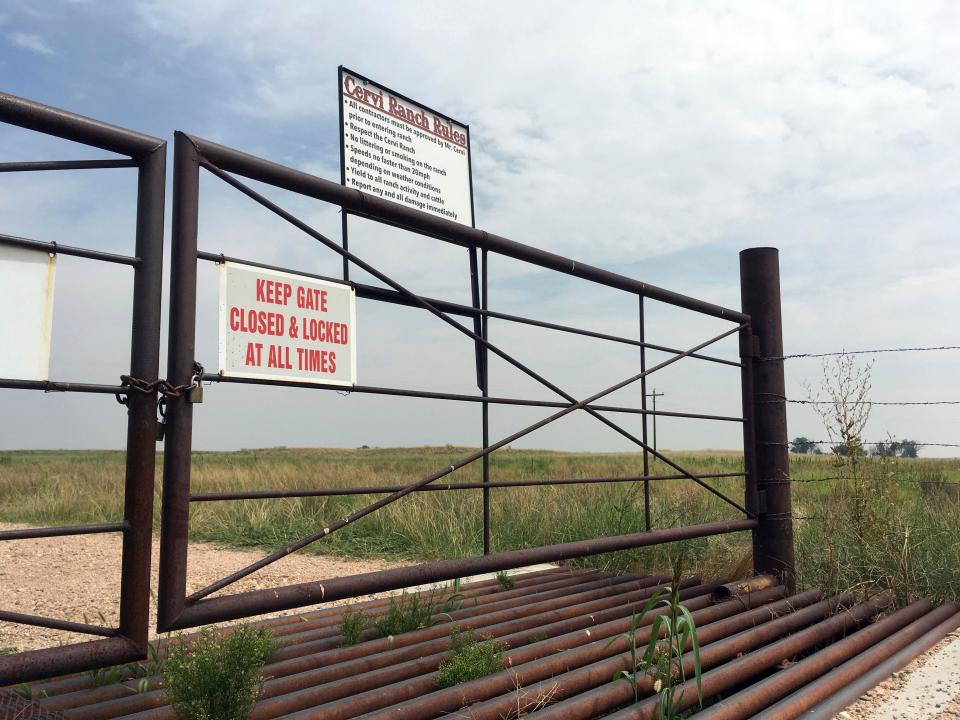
[
  {"x1": 153, "y1": 132, "x2": 792, "y2": 632},
  {"x1": 0, "y1": 92, "x2": 797, "y2": 686},
  {"x1": 0, "y1": 93, "x2": 165, "y2": 683}
]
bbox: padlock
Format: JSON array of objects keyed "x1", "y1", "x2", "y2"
[
  {"x1": 155, "y1": 421, "x2": 165, "y2": 441},
  {"x1": 187, "y1": 384, "x2": 204, "y2": 404}
]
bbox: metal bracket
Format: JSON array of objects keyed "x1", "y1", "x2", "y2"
[
  {"x1": 750, "y1": 489, "x2": 768, "y2": 515},
  {"x1": 739, "y1": 333, "x2": 761, "y2": 359}
]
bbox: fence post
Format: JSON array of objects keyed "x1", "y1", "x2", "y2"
[{"x1": 740, "y1": 247, "x2": 795, "y2": 591}]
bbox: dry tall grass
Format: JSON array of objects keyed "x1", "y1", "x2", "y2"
[{"x1": 0, "y1": 447, "x2": 957, "y2": 604}]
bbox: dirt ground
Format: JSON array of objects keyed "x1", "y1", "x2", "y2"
[
  {"x1": 839, "y1": 630, "x2": 960, "y2": 720},
  {"x1": 0, "y1": 522, "x2": 403, "y2": 652}
]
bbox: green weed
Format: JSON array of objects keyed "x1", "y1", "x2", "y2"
[
  {"x1": 495, "y1": 570, "x2": 514, "y2": 590},
  {"x1": 162, "y1": 625, "x2": 277, "y2": 720},
  {"x1": 375, "y1": 592, "x2": 435, "y2": 637},
  {"x1": 338, "y1": 610, "x2": 369, "y2": 646},
  {"x1": 436, "y1": 629, "x2": 506, "y2": 688}
]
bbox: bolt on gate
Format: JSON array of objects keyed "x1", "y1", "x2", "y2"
[
  {"x1": 155, "y1": 131, "x2": 794, "y2": 632},
  {"x1": 0, "y1": 93, "x2": 165, "y2": 684}
]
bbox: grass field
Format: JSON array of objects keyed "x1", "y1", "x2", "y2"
[{"x1": 0, "y1": 447, "x2": 957, "y2": 605}]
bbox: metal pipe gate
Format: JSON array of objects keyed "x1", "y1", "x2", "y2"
[{"x1": 0, "y1": 92, "x2": 795, "y2": 685}]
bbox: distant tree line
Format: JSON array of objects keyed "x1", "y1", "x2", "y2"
[{"x1": 789, "y1": 436, "x2": 919, "y2": 458}]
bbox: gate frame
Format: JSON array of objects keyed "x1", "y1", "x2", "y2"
[
  {"x1": 156, "y1": 131, "x2": 791, "y2": 632},
  {"x1": 0, "y1": 93, "x2": 165, "y2": 685}
]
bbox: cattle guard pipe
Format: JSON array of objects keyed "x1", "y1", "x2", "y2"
[
  {"x1": 740, "y1": 248, "x2": 795, "y2": 591},
  {"x1": 162, "y1": 519, "x2": 755, "y2": 630}
]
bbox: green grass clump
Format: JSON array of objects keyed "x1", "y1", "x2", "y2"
[
  {"x1": 162, "y1": 625, "x2": 277, "y2": 720},
  {"x1": 375, "y1": 592, "x2": 435, "y2": 636},
  {"x1": 338, "y1": 610, "x2": 369, "y2": 646},
  {"x1": 437, "y1": 630, "x2": 506, "y2": 688},
  {"x1": 495, "y1": 570, "x2": 514, "y2": 590}
]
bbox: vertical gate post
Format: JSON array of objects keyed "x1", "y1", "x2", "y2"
[
  {"x1": 740, "y1": 247, "x2": 795, "y2": 591},
  {"x1": 157, "y1": 132, "x2": 201, "y2": 631}
]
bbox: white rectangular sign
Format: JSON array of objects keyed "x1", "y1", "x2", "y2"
[
  {"x1": 0, "y1": 244, "x2": 56, "y2": 381},
  {"x1": 218, "y1": 262, "x2": 356, "y2": 386},
  {"x1": 339, "y1": 67, "x2": 474, "y2": 226}
]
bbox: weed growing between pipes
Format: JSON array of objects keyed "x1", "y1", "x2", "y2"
[
  {"x1": 608, "y1": 559, "x2": 703, "y2": 718},
  {"x1": 162, "y1": 625, "x2": 277, "y2": 720},
  {"x1": 437, "y1": 628, "x2": 506, "y2": 688}
]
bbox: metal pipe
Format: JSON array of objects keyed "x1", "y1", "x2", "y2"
[
  {"x1": 480, "y1": 247, "x2": 490, "y2": 555},
  {"x1": 639, "y1": 296, "x2": 651, "y2": 530},
  {"x1": 0, "y1": 610, "x2": 117, "y2": 638},
  {"x1": 185, "y1": 133, "x2": 747, "y2": 322},
  {"x1": 156, "y1": 132, "x2": 200, "y2": 632},
  {"x1": 600, "y1": 593, "x2": 894, "y2": 720},
  {"x1": 267, "y1": 583, "x2": 718, "y2": 720},
  {"x1": 0, "y1": 637, "x2": 140, "y2": 687},
  {"x1": 50, "y1": 575, "x2": 676, "y2": 719},
  {"x1": 269, "y1": 573, "x2": 657, "y2": 657},
  {"x1": 195, "y1": 251, "x2": 739, "y2": 367},
  {"x1": 183, "y1": 319, "x2": 747, "y2": 606},
  {"x1": 196, "y1": 160, "x2": 749, "y2": 520},
  {"x1": 740, "y1": 247, "x2": 795, "y2": 590},
  {"x1": 270, "y1": 574, "x2": 674, "y2": 665},
  {"x1": 0, "y1": 92, "x2": 163, "y2": 158},
  {"x1": 323, "y1": 587, "x2": 790, "y2": 720},
  {"x1": 710, "y1": 574, "x2": 777, "y2": 602},
  {"x1": 116, "y1": 136, "x2": 166, "y2": 659},
  {"x1": 379, "y1": 589, "x2": 825, "y2": 720},
  {"x1": 34, "y1": 569, "x2": 576, "y2": 701},
  {"x1": 198, "y1": 373, "x2": 744, "y2": 423},
  {"x1": 696, "y1": 598, "x2": 938, "y2": 719},
  {"x1": 757, "y1": 604, "x2": 960, "y2": 720},
  {"x1": 0, "y1": 522, "x2": 127, "y2": 541},
  {"x1": 188, "y1": 472, "x2": 747, "y2": 502},
  {"x1": 166, "y1": 519, "x2": 755, "y2": 629},
  {"x1": 0, "y1": 233, "x2": 140, "y2": 265},
  {"x1": 0, "y1": 159, "x2": 138, "y2": 172},
  {"x1": 0, "y1": 379, "x2": 130, "y2": 394}
]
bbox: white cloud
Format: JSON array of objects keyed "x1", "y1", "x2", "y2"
[{"x1": 9, "y1": 31, "x2": 55, "y2": 56}]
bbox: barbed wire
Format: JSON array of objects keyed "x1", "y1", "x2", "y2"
[
  {"x1": 788, "y1": 476, "x2": 960, "y2": 486},
  {"x1": 760, "y1": 396, "x2": 960, "y2": 407},
  {"x1": 766, "y1": 440, "x2": 960, "y2": 448},
  {"x1": 759, "y1": 345, "x2": 960, "y2": 362}
]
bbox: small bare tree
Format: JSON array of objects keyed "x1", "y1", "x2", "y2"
[{"x1": 804, "y1": 353, "x2": 874, "y2": 526}]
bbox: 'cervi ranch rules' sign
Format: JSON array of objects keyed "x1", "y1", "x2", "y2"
[
  {"x1": 218, "y1": 262, "x2": 357, "y2": 386},
  {"x1": 339, "y1": 67, "x2": 474, "y2": 226}
]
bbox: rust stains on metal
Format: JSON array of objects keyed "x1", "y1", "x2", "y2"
[{"x1": 13, "y1": 569, "x2": 957, "y2": 720}]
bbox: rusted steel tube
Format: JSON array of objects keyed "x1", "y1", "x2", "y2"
[
  {"x1": 188, "y1": 133, "x2": 747, "y2": 322},
  {"x1": 475, "y1": 590, "x2": 838, "y2": 720},
  {"x1": 710, "y1": 574, "x2": 776, "y2": 602},
  {"x1": 0, "y1": 637, "x2": 141, "y2": 688},
  {"x1": 357, "y1": 588, "x2": 812, "y2": 720},
  {"x1": 36, "y1": 572, "x2": 586, "y2": 706},
  {"x1": 271, "y1": 574, "x2": 670, "y2": 664},
  {"x1": 168, "y1": 519, "x2": 757, "y2": 629},
  {"x1": 758, "y1": 604, "x2": 960, "y2": 720},
  {"x1": 247, "y1": 584, "x2": 711, "y2": 720},
  {"x1": 245, "y1": 583, "x2": 721, "y2": 720},
  {"x1": 247, "y1": 570, "x2": 605, "y2": 648},
  {"x1": 695, "y1": 598, "x2": 935, "y2": 719},
  {"x1": 601, "y1": 593, "x2": 894, "y2": 720},
  {"x1": 51, "y1": 577, "x2": 684, "y2": 720},
  {"x1": 271, "y1": 572, "x2": 646, "y2": 652}
]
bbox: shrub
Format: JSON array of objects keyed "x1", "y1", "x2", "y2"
[
  {"x1": 162, "y1": 625, "x2": 277, "y2": 720},
  {"x1": 375, "y1": 592, "x2": 435, "y2": 636},
  {"x1": 339, "y1": 610, "x2": 368, "y2": 646},
  {"x1": 437, "y1": 630, "x2": 505, "y2": 688}
]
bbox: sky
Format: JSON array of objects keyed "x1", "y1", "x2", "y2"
[{"x1": 0, "y1": 1, "x2": 958, "y2": 456}]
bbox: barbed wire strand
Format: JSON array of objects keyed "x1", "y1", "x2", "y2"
[{"x1": 760, "y1": 345, "x2": 960, "y2": 362}]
